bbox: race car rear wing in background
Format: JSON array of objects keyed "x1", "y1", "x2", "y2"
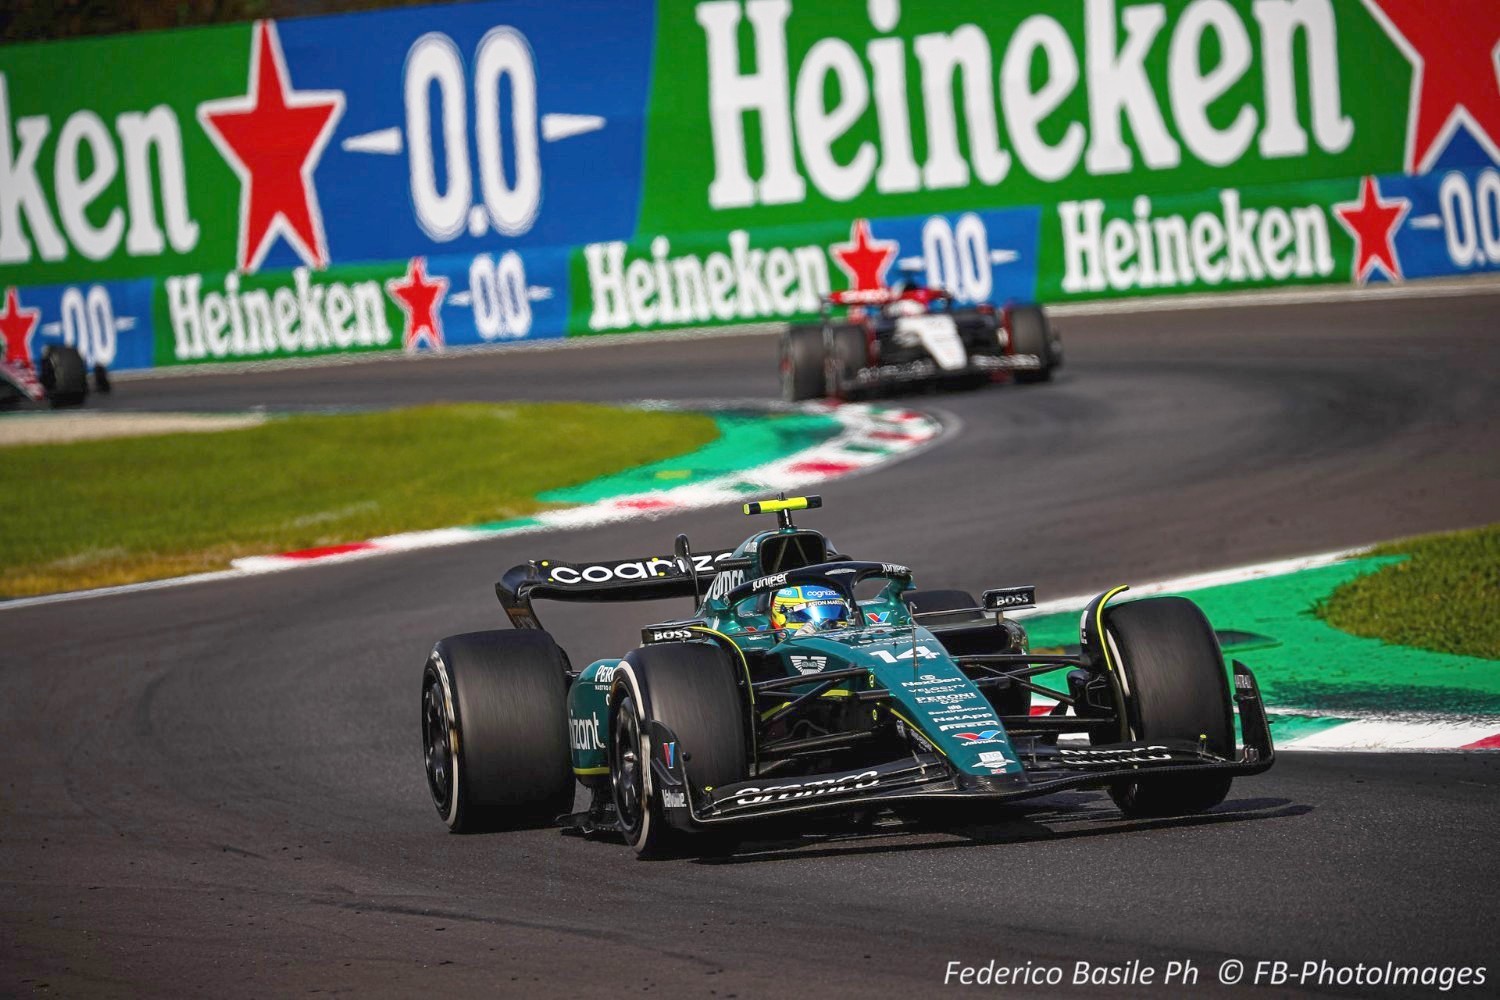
[{"x1": 495, "y1": 549, "x2": 743, "y2": 630}]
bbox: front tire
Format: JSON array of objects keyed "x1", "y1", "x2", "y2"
[
  {"x1": 1102, "y1": 597, "x2": 1235, "y2": 818},
  {"x1": 421, "y1": 630, "x2": 575, "y2": 833},
  {"x1": 610, "y1": 642, "x2": 748, "y2": 857}
]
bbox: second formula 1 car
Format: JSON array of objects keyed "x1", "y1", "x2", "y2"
[
  {"x1": 780, "y1": 275, "x2": 1061, "y2": 402},
  {"x1": 420, "y1": 496, "x2": 1272, "y2": 856},
  {"x1": 1, "y1": 344, "x2": 109, "y2": 410}
]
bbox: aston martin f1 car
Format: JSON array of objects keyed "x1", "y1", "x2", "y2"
[
  {"x1": 420, "y1": 496, "x2": 1273, "y2": 856},
  {"x1": 0, "y1": 344, "x2": 109, "y2": 409},
  {"x1": 780, "y1": 280, "x2": 1061, "y2": 402}
]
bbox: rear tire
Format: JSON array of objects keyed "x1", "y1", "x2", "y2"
[
  {"x1": 1102, "y1": 597, "x2": 1235, "y2": 818},
  {"x1": 825, "y1": 324, "x2": 868, "y2": 401},
  {"x1": 1009, "y1": 306, "x2": 1058, "y2": 384},
  {"x1": 781, "y1": 326, "x2": 826, "y2": 402},
  {"x1": 40, "y1": 346, "x2": 88, "y2": 407},
  {"x1": 610, "y1": 642, "x2": 748, "y2": 858},
  {"x1": 421, "y1": 630, "x2": 575, "y2": 833}
]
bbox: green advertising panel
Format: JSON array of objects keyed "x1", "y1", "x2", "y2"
[
  {"x1": 639, "y1": 0, "x2": 1411, "y2": 235},
  {"x1": 1, "y1": 0, "x2": 1496, "y2": 375},
  {"x1": 0, "y1": 25, "x2": 252, "y2": 286}
]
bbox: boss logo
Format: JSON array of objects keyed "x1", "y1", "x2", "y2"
[
  {"x1": 645, "y1": 627, "x2": 695, "y2": 643},
  {"x1": 983, "y1": 586, "x2": 1036, "y2": 610}
]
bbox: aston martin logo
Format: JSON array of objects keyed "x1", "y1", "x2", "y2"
[{"x1": 790, "y1": 655, "x2": 827, "y2": 675}]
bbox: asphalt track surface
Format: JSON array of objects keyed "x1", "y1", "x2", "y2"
[{"x1": 4, "y1": 292, "x2": 1499, "y2": 997}]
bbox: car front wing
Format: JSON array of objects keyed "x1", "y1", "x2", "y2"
[
  {"x1": 851, "y1": 352, "x2": 1043, "y2": 387},
  {"x1": 648, "y1": 661, "x2": 1275, "y2": 829}
]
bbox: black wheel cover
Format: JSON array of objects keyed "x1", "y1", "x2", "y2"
[
  {"x1": 611, "y1": 693, "x2": 646, "y2": 841},
  {"x1": 421, "y1": 665, "x2": 456, "y2": 820}
]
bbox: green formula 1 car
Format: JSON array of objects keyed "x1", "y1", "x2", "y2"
[{"x1": 420, "y1": 496, "x2": 1274, "y2": 856}]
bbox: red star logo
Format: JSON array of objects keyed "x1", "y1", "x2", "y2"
[
  {"x1": 1363, "y1": 0, "x2": 1500, "y2": 173},
  {"x1": 831, "y1": 219, "x2": 897, "y2": 292},
  {"x1": 1334, "y1": 176, "x2": 1411, "y2": 284},
  {"x1": 387, "y1": 257, "x2": 448, "y2": 352},
  {"x1": 0, "y1": 287, "x2": 40, "y2": 369},
  {"x1": 198, "y1": 21, "x2": 345, "y2": 273}
]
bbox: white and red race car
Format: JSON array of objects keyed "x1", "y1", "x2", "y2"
[
  {"x1": 1, "y1": 345, "x2": 108, "y2": 410},
  {"x1": 780, "y1": 281, "x2": 1061, "y2": 402}
]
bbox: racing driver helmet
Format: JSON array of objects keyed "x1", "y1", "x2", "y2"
[{"x1": 769, "y1": 584, "x2": 852, "y2": 635}]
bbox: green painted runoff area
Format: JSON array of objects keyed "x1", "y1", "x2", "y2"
[{"x1": 1023, "y1": 555, "x2": 1500, "y2": 718}]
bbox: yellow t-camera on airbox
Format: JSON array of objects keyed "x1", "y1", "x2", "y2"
[
  {"x1": 743, "y1": 495, "x2": 822, "y2": 514},
  {"x1": 743, "y1": 495, "x2": 822, "y2": 528}
]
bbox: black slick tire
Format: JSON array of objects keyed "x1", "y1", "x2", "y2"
[
  {"x1": 825, "y1": 323, "x2": 868, "y2": 401},
  {"x1": 609, "y1": 642, "x2": 748, "y2": 858},
  {"x1": 1009, "y1": 306, "x2": 1057, "y2": 384},
  {"x1": 1102, "y1": 597, "x2": 1235, "y2": 818},
  {"x1": 40, "y1": 345, "x2": 88, "y2": 407},
  {"x1": 781, "y1": 326, "x2": 827, "y2": 401},
  {"x1": 420, "y1": 630, "x2": 575, "y2": 833}
]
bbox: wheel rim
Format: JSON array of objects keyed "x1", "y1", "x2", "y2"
[
  {"x1": 422, "y1": 667, "x2": 455, "y2": 818},
  {"x1": 611, "y1": 694, "x2": 645, "y2": 839}
]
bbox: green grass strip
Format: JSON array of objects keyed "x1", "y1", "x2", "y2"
[
  {"x1": 1316, "y1": 523, "x2": 1500, "y2": 660},
  {"x1": 0, "y1": 403, "x2": 717, "y2": 598}
]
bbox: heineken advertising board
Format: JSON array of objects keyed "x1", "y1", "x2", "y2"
[{"x1": 1, "y1": 0, "x2": 1496, "y2": 372}]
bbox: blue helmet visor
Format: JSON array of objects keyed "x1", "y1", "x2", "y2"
[{"x1": 773, "y1": 586, "x2": 849, "y2": 630}]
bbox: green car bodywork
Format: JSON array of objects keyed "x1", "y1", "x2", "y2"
[{"x1": 565, "y1": 525, "x2": 1026, "y2": 782}]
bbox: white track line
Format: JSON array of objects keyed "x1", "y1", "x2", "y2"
[
  {"x1": 1276, "y1": 718, "x2": 1500, "y2": 752},
  {"x1": 1010, "y1": 548, "x2": 1370, "y2": 619}
]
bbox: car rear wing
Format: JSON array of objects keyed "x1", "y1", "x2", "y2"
[
  {"x1": 495, "y1": 549, "x2": 744, "y2": 630},
  {"x1": 822, "y1": 287, "x2": 954, "y2": 309}
]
